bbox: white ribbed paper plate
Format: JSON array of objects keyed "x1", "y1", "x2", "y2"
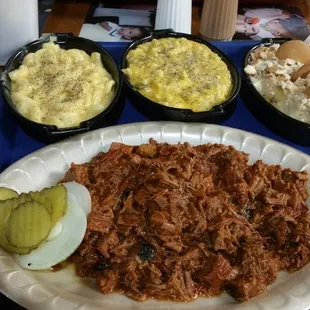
[{"x1": 0, "y1": 122, "x2": 310, "y2": 310}]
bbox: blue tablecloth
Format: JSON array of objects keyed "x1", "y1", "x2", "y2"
[{"x1": 1, "y1": 41, "x2": 309, "y2": 173}]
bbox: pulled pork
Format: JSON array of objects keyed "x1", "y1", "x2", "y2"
[{"x1": 64, "y1": 139, "x2": 309, "y2": 302}]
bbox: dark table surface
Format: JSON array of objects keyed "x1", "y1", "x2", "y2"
[{"x1": 1, "y1": 41, "x2": 309, "y2": 310}]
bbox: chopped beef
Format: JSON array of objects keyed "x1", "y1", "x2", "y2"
[
  {"x1": 65, "y1": 139, "x2": 309, "y2": 302},
  {"x1": 97, "y1": 270, "x2": 119, "y2": 294},
  {"x1": 195, "y1": 254, "x2": 237, "y2": 295}
]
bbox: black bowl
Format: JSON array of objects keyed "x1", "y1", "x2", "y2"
[
  {"x1": 0, "y1": 33, "x2": 125, "y2": 143},
  {"x1": 242, "y1": 38, "x2": 310, "y2": 146},
  {"x1": 120, "y1": 29, "x2": 241, "y2": 123}
]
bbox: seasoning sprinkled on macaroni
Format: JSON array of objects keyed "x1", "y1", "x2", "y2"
[
  {"x1": 122, "y1": 38, "x2": 233, "y2": 112},
  {"x1": 9, "y1": 42, "x2": 115, "y2": 128}
]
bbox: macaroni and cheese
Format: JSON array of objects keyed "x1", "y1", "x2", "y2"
[
  {"x1": 122, "y1": 38, "x2": 233, "y2": 112},
  {"x1": 9, "y1": 42, "x2": 115, "y2": 128}
]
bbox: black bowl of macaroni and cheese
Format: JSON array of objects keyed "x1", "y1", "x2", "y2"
[
  {"x1": 243, "y1": 38, "x2": 310, "y2": 146},
  {"x1": 120, "y1": 29, "x2": 241, "y2": 123},
  {"x1": 0, "y1": 33, "x2": 124, "y2": 143}
]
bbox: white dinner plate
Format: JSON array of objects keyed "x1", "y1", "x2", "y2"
[{"x1": 0, "y1": 122, "x2": 310, "y2": 310}]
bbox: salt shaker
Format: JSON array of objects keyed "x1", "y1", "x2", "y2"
[
  {"x1": 155, "y1": 0, "x2": 192, "y2": 34},
  {"x1": 0, "y1": 0, "x2": 39, "y2": 65}
]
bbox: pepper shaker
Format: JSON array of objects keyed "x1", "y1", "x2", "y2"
[{"x1": 200, "y1": 0, "x2": 238, "y2": 41}]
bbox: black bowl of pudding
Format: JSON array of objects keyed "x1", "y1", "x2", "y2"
[
  {"x1": 0, "y1": 33, "x2": 124, "y2": 143},
  {"x1": 243, "y1": 39, "x2": 310, "y2": 146},
  {"x1": 120, "y1": 29, "x2": 241, "y2": 123}
]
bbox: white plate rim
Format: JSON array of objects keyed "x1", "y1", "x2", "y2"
[{"x1": 0, "y1": 121, "x2": 310, "y2": 310}]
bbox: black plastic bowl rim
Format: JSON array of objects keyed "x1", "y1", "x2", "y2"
[
  {"x1": 120, "y1": 29, "x2": 241, "y2": 119},
  {"x1": 0, "y1": 33, "x2": 123, "y2": 138},
  {"x1": 243, "y1": 38, "x2": 310, "y2": 132}
]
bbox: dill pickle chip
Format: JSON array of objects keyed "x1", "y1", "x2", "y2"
[
  {"x1": 28, "y1": 191, "x2": 53, "y2": 214},
  {"x1": 0, "y1": 199, "x2": 32, "y2": 254},
  {"x1": 0, "y1": 187, "x2": 18, "y2": 201},
  {"x1": 6, "y1": 201, "x2": 52, "y2": 249},
  {"x1": 0, "y1": 185, "x2": 67, "y2": 254},
  {"x1": 18, "y1": 192, "x2": 52, "y2": 215},
  {"x1": 41, "y1": 184, "x2": 67, "y2": 225}
]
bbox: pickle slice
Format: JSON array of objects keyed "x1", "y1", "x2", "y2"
[
  {"x1": 41, "y1": 184, "x2": 67, "y2": 226},
  {"x1": 28, "y1": 192, "x2": 53, "y2": 215},
  {"x1": 0, "y1": 187, "x2": 18, "y2": 201},
  {"x1": 0, "y1": 185, "x2": 68, "y2": 254},
  {"x1": 0, "y1": 199, "x2": 32, "y2": 254},
  {"x1": 6, "y1": 201, "x2": 52, "y2": 249}
]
